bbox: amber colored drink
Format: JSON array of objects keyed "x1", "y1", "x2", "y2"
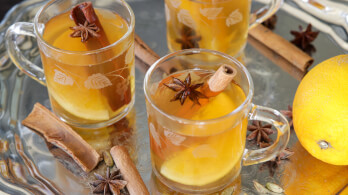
[
  {"x1": 147, "y1": 69, "x2": 247, "y2": 190},
  {"x1": 41, "y1": 9, "x2": 134, "y2": 125},
  {"x1": 165, "y1": 0, "x2": 251, "y2": 57}
]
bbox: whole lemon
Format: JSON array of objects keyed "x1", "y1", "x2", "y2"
[{"x1": 293, "y1": 55, "x2": 348, "y2": 165}]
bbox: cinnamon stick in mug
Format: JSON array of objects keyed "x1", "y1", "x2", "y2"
[
  {"x1": 162, "y1": 64, "x2": 237, "y2": 118},
  {"x1": 70, "y1": 2, "x2": 133, "y2": 112}
]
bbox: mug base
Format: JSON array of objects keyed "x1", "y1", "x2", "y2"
[{"x1": 151, "y1": 165, "x2": 241, "y2": 194}]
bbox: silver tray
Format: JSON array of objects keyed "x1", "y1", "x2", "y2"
[{"x1": 0, "y1": 0, "x2": 346, "y2": 194}]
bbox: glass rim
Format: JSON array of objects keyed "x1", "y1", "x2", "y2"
[
  {"x1": 144, "y1": 48, "x2": 254, "y2": 125},
  {"x1": 33, "y1": 0, "x2": 135, "y2": 55}
]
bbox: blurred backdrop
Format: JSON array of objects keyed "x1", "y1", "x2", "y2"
[{"x1": 1, "y1": 0, "x2": 25, "y2": 20}]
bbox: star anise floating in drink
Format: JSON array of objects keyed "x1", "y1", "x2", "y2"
[
  {"x1": 91, "y1": 167, "x2": 128, "y2": 195},
  {"x1": 70, "y1": 21, "x2": 100, "y2": 42},
  {"x1": 247, "y1": 121, "x2": 274, "y2": 148},
  {"x1": 281, "y1": 105, "x2": 293, "y2": 128},
  {"x1": 175, "y1": 25, "x2": 201, "y2": 49},
  {"x1": 164, "y1": 73, "x2": 207, "y2": 105},
  {"x1": 290, "y1": 24, "x2": 319, "y2": 55}
]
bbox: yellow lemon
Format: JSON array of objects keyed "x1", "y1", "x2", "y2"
[{"x1": 293, "y1": 55, "x2": 348, "y2": 165}]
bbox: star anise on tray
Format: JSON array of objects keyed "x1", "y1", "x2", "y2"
[
  {"x1": 247, "y1": 121, "x2": 274, "y2": 147},
  {"x1": 262, "y1": 14, "x2": 277, "y2": 30},
  {"x1": 260, "y1": 148, "x2": 294, "y2": 176},
  {"x1": 175, "y1": 25, "x2": 201, "y2": 49},
  {"x1": 164, "y1": 73, "x2": 207, "y2": 105},
  {"x1": 70, "y1": 21, "x2": 100, "y2": 42},
  {"x1": 91, "y1": 167, "x2": 128, "y2": 195},
  {"x1": 281, "y1": 105, "x2": 293, "y2": 128},
  {"x1": 290, "y1": 24, "x2": 319, "y2": 55}
]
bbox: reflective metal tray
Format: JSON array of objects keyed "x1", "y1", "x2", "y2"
[{"x1": 0, "y1": 0, "x2": 346, "y2": 194}]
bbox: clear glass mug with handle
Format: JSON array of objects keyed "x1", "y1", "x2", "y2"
[
  {"x1": 5, "y1": 0, "x2": 135, "y2": 129},
  {"x1": 144, "y1": 49, "x2": 290, "y2": 194},
  {"x1": 165, "y1": 0, "x2": 283, "y2": 57}
]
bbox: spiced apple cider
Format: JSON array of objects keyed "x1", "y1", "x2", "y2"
[
  {"x1": 147, "y1": 66, "x2": 248, "y2": 189},
  {"x1": 41, "y1": 2, "x2": 134, "y2": 126}
]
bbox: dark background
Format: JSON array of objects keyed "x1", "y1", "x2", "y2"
[{"x1": 1, "y1": 0, "x2": 24, "y2": 20}]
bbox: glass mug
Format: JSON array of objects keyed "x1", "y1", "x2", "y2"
[
  {"x1": 165, "y1": 0, "x2": 283, "y2": 57},
  {"x1": 144, "y1": 49, "x2": 290, "y2": 194},
  {"x1": 5, "y1": 0, "x2": 135, "y2": 128}
]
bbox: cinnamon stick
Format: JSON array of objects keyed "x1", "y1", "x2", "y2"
[
  {"x1": 204, "y1": 64, "x2": 237, "y2": 97},
  {"x1": 135, "y1": 34, "x2": 160, "y2": 70},
  {"x1": 249, "y1": 24, "x2": 313, "y2": 72},
  {"x1": 22, "y1": 103, "x2": 101, "y2": 172},
  {"x1": 248, "y1": 35, "x2": 306, "y2": 81},
  {"x1": 173, "y1": 64, "x2": 237, "y2": 118},
  {"x1": 71, "y1": 2, "x2": 132, "y2": 112},
  {"x1": 110, "y1": 146, "x2": 149, "y2": 195},
  {"x1": 135, "y1": 34, "x2": 180, "y2": 75}
]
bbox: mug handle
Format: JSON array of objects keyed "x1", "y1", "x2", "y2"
[
  {"x1": 5, "y1": 22, "x2": 46, "y2": 86},
  {"x1": 249, "y1": 0, "x2": 284, "y2": 29},
  {"x1": 243, "y1": 104, "x2": 290, "y2": 166}
]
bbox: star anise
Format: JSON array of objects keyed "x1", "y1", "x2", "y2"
[
  {"x1": 175, "y1": 25, "x2": 201, "y2": 49},
  {"x1": 70, "y1": 21, "x2": 100, "y2": 42},
  {"x1": 247, "y1": 121, "x2": 274, "y2": 147},
  {"x1": 259, "y1": 148, "x2": 294, "y2": 176},
  {"x1": 290, "y1": 24, "x2": 319, "y2": 55},
  {"x1": 91, "y1": 167, "x2": 128, "y2": 195},
  {"x1": 281, "y1": 105, "x2": 293, "y2": 128},
  {"x1": 164, "y1": 73, "x2": 207, "y2": 105},
  {"x1": 262, "y1": 14, "x2": 277, "y2": 30}
]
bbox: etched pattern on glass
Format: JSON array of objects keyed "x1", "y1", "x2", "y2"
[
  {"x1": 53, "y1": 69, "x2": 74, "y2": 86},
  {"x1": 164, "y1": 129, "x2": 186, "y2": 146},
  {"x1": 84, "y1": 73, "x2": 112, "y2": 89},
  {"x1": 226, "y1": 9, "x2": 243, "y2": 27},
  {"x1": 199, "y1": 7, "x2": 223, "y2": 20},
  {"x1": 177, "y1": 9, "x2": 196, "y2": 29}
]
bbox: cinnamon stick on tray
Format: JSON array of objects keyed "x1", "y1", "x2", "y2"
[
  {"x1": 249, "y1": 24, "x2": 314, "y2": 72},
  {"x1": 248, "y1": 36, "x2": 306, "y2": 81},
  {"x1": 110, "y1": 146, "x2": 149, "y2": 195},
  {"x1": 135, "y1": 33, "x2": 179, "y2": 75},
  {"x1": 135, "y1": 34, "x2": 160, "y2": 70},
  {"x1": 22, "y1": 103, "x2": 101, "y2": 172}
]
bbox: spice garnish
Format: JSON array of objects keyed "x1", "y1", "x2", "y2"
[
  {"x1": 91, "y1": 167, "x2": 128, "y2": 195},
  {"x1": 259, "y1": 148, "x2": 294, "y2": 176},
  {"x1": 280, "y1": 105, "x2": 293, "y2": 128},
  {"x1": 164, "y1": 73, "x2": 207, "y2": 105},
  {"x1": 290, "y1": 24, "x2": 319, "y2": 55},
  {"x1": 102, "y1": 151, "x2": 114, "y2": 167},
  {"x1": 70, "y1": 21, "x2": 100, "y2": 42},
  {"x1": 247, "y1": 121, "x2": 274, "y2": 147},
  {"x1": 175, "y1": 25, "x2": 201, "y2": 49},
  {"x1": 262, "y1": 14, "x2": 277, "y2": 30}
]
